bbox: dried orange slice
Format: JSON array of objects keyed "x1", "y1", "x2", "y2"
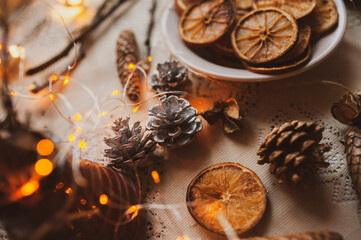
[
  {"x1": 231, "y1": 8, "x2": 298, "y2": 64},
  {"x1": 275, "y1": 23, "x2": 311, "y2": 63},
  {"x1": 175, "y1": 0, "x2": 200, "y2": 14},
  {"x1": 187, "y1": 162, "x2": 266, "y2": 235},
  {"x1": 244, "y1": 46, "x2": 311, "y2": 74},
  {"x1": 179, "y1": 0, "x2": 236, "y2": 46},
  {"x1": 307, "y1": 0, "x2": 338, "y2": 35},
  {"x1": 235, "y1": 0, "x2": 254, "y2": 10},
  {"x1": 254, "y1": 0, "x2": 316, "y2": 19}
]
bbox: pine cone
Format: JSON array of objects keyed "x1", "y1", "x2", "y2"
[
  {"x1": 257, "y1": 120, "x2": 330, "y2": 185},
  {"x1": 149, "y1": 60, "x2": 189, "y2": 93},
  {"x1": 146, "y1": 95, "x2": 202, "y2": 148},
  {"x1": 116, "y1": 30, "x2": 141, "y2": 101},
  {"x1": 345, "y1": 126, "x2": 361, "y2": 200},
  {"x1": 104, "y1": 117, "x2": 156, "y2": 168},
  {"x1": 243, "y1": 231, "x2": 343, "y2": 240}
]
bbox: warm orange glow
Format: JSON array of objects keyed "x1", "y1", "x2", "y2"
[
  {"x1": 98, "y1": 111, "x2": 108, "y2": 117},
  {"x1": 76, "y1": 127, "x2": 82, "y2": 132},
  {"x1": 35, "y1": 159, "x2": 53, "y2": 176},
  {"x1": 147, "y1": 56, "x2": 152, "y2": 62},
  {"x1": 0, "y1": 44, "x2": 2, "y2": 50},
  {"x1": 63, "y1": 76, "x2": 69, "y2": 85},
  {"x1": 128, "y1": 63, "x2": 135, "y2": 69},
  {"x1": 79, "y1": 141, "x2": 86, "y2": 149},
  {"x1": 66, "y1": 0, "x2": 83, "y2": 6},
  {"x1": 20, "y1": 180, "x2": 39, "y2": 196},
  {"x1": 49, "y1": 94, "x2": 54, "y2": 100},
  {"x1": 9, "y1": 45, "x2": 21, "y2": 58},
  {"x1": 176, "y1": 237, "x2": 191, "y2": 240},
  {"x1": 65, "y1": 187, "x2": 73, "y2": 194},
  {"x1": 111, "y1": 90, "x2": 120, "y2": 96},
  {"x1": 10, "y1": 91, "x2": 16, "y2": 96},
  {"x1": 99, "y1": 194, "x2": 108, "y2": 205},
  {"x1": 128, "y1": 205, "x2": 139, "y2": 218},
  {"x1": 37, "y1": 139, "x2": 54, "y2": 156},
  {"x1": 80, "y1": 199, "x2": 87, "y2": 205},
  {"x1": 68, "y1": 134, "x2": 75, "y2": 142},
  {"x1": 132, "y1": 106, "x2": 139, "y2": 112},
  {"x1": 50, "y1": 75, "x2": 58, "y2": 82},
  {"x1": 151, "y1": 171, "x2": 160, "y2": 184},
  {"x1": 73, "y1": 112, "x2": 82, "y2": 121},
  {"x1": 29, "y1": 85, "x2": 35, "y2": 91}
]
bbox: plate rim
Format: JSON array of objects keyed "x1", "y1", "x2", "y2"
[{"x1": 161, "y1": 0, "x2": 348, "y2": 82}]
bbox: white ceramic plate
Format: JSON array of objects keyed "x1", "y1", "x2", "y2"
[{"x1": 161, "y1": 0, "x2": 347, "y2": 82}]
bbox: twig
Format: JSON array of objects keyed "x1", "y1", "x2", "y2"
[
  {"x1": 26, "y1": 0, "x2": 129, "y2": 76},
  {"x1": 145, "y1": 0, "x2": 157, "y2": 57},
  {"x1": 30, "y1": 47, "x2": 86, "y2": 94}
]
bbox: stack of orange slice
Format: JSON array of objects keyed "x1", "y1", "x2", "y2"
[{"x1": 177, "y1": 0, "x2": 339, "y2": 74}]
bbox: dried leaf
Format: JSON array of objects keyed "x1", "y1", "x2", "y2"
[
  {"x1": 224, "y1": 98, "x2": 244, "y2": 120},
  {"x1": 200, "y1": 99, "x2": 245, "y2": 134},
  {"x1": 331, "y1": 93, "x2": 361, "y2": 125}
]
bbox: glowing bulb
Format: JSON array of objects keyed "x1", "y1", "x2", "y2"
[
  {"x1": 29, "y1": 85, "x2": 35, "y2": 91},
  {"x1": 65, "y1": 187, "x2": 73, "y2": 194},
  {"x1": 36, "y1": 139, "x2": 54, "y2": 156},
  {"x1": 73, "y1": 112, "x2": 82, "y2": 121},
  {"x1": 99, "y1": 194, "x2": 108, "y2": 205},
  {"x1": 111, "y1": 90, "x2": 120, "y2": 96},
  {"x1": 9, "y1": 45, "x2": 21, "y2": 58},
  {"x1": 35, "y1": 158, "x2": 54, "y2": 176},
  {"x1": 80, "y1": 199, "x2": 87, "y2": 205},
  {"x1": 63, "y1": 76, "x2": 69, "y2": 85},
  {"x1": 128, "y1": 63, "x2": 135, "y2": 69},
  {"x1": 151, "y1": 171, "x2": 160, "y2": 184},
  {"x1": 66, "y1": 0, "x2": 83, "y2": 6},
  {"x1": 147, "y1": 56, "x2": 152, "y2": 62},
  {"x1": 79, "y1": 141, "x2": 86, "y2": 149},
  {"x1": 132, "y1": 106, "x2": 139, "y2": 112},
  {"x1": 68, "y1": 134, "x2": 75, "y2": 142},
  {"x1": 76, "y1": 127, "x2": 82, "y2": 132},
  {"x1": 20, "y1": 180, "x2": 39, "y2": 196},
  {"x1": 10, "y1": 91, "x2": 16, "y2": 96},
  {"x1": 98, "y1": 111, "x2": 108, "y2": 117},
  {"x1": 49, "y1": 94, "x2": 54, "y2": 100}
]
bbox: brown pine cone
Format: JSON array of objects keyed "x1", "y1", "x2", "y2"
[
  {"x1": 345, "y1": 126, "x2": 361, "y2": 200},
  {"x1": 257, "y1": 120, "x2": 330, "y2": 185},
  {"x1": 242, "y1": 231, "x2": 343, "y2": 240},
  {"x1": 116, "y1": 30, "x2": 141, "y2": 101}
]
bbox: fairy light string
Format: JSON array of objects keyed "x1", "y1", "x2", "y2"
[{"x1": 0, "y1": 2, "x2": 255, "y2": 239}]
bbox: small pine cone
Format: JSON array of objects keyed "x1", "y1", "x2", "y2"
[
  {"x1": 146, "y1": 95, "x2": 202, "y2": 148},
  {"x1": 345, "y1": 126, "x2": 361, "y2": 200},
  {"x1": 257, "y1": 120, "x2": 330, "y2": 185},
  {"x1": 116, "y1": 30, "x2": 141, "y2": 101},
  {"x1": 104, "y1": 117, "x2": 156, "y2": 168},
  {"x1": 244, "y1": 231, "x2": 343, "y2": 240},
  {"x1": 149, "y1": 60, "x2": 189, "y2": 93}
]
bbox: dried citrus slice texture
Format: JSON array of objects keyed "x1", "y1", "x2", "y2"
[
  {"x1": 275, "y1": 23, "x2": 311, "y2": 63},
  {"x1": 244, "y1": 46, "x2": 311, "y2": 74},
  {"x1": 307, "y1": 0, "x2": 338, "y2": 35},
  {"x1": 235, "y1": 0, "x2": 254, "y2": 10},
  {"x1": 175, "y1": 0, "x2": 200, "y2": 14},
  {"x1": 254, "y1": 0, "x2": 316, "y2": 19},
  {"x1": 231, "y1": 8, "x2": 298, "y2": 64},
  {"x1": 187, "y1": 162, "x2": 266, "y2": 235},
  {"x1": 179, "y1": 0, "x2": 235, "y2": 45}
]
